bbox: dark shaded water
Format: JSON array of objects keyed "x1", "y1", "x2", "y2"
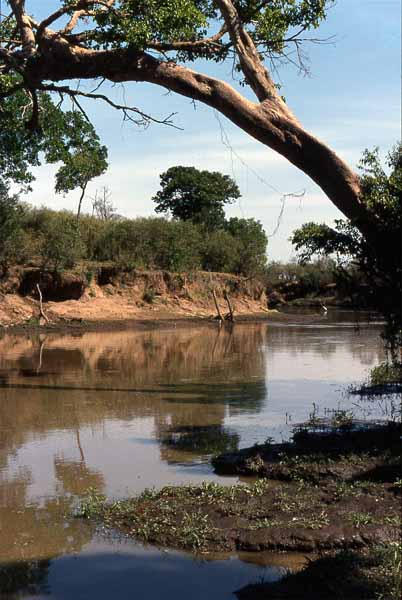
[{"x1": 0, "y1": 312, "x2": 385, "y2": 598}]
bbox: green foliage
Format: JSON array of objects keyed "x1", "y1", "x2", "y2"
[
  {"x1": 152, "y1": 166, "x2": 240, "y2": 230},
  {"x1": 0, "y1": 188, "x2": 268, "y2": 276},
  {"x1": 93, "y1": 0, "x2": 213, "y2": 54},
  {"x1": 370, "y1": 362, "x2": 402, "y2": 386},
  {"x1": 55, "y1": 147, "x2": 108, "y2": 198},
  {"x1": 142, "y1": 289, "x2": 156, "y2": 304},
  {"x1": 88, "y1": 0, "x2": 331, "y2": 64},
  {"x1": 240, "y1": 0, "x2": 330, "y2": 55},
  {"x1": 358, "y1": 145, "x2": 402, "y2": 225},
  {"x1": 38, "y1": 212, "x2": 85, "y2": 272},
  {"x1": 266, "y1": 258, "x2": 336, "y2": 294},
  {"x1": 225, "y1": 217, "x2": 268, "y2": 275},
  {"x1": 0, "y1": 78, "x2": 108, "y2": 193},
  {"x1": 291, "y1": 220, "x2": 362, "y2": 263},
  {"x1": 201, "y1": 230, "x2": 240, "y2": 273},
  {"x1": 291, "y1": 144, "x2": 402, "y2": 352},
  {"x1": 0, "y1": 183, "x2": 29, "y2": 274},
  {"x1": 94, "y1": 217, "x2": 204, "y2": 271}
]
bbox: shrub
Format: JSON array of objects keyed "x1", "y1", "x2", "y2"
[
  {"x1": 94, "y1": 217, "x2": 203, "y2": 271},
  {"x1": 201, "y1": 230, "x2": 240, "y2": 273},
  {"x1": 0, "y1": 199, "x2": 269, "y2": 278},
  {"x1": 0, "y1": 184, "x2": 29, "y2": 274},
  {"x1": 225, "y1": 217, "x2": 268, "y2": 275},
  {"x1": 39, "y1": 213, "x2": 85, "y2": 272}
]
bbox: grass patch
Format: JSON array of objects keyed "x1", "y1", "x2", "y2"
[
  {"x1": 348, "y1": 512, "x2": 374, "y2": 528},
  {"x1": 77, "y1": 480, "x2": 272, "y2": 552}
]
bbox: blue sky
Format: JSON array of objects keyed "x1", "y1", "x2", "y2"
[{"x1": 26, "y1": 0, "x2": 400, "y2": 260}]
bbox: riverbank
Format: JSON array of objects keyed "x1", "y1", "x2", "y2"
[
  {"x1": 78, "y1": 419, "x2": 401, "y2": 597},
  {"x1": 0, "y1": 264, "x2": 375, "y2": 333},
  {"x1": 0, "y1": 266, "x2": 273, "y2": 330}
]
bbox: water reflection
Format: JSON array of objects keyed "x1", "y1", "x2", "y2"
[
  {"x1": 0, "y1": 318, "x2": 385, "y2": 597},
  {"x1": 158, "y1": 424, "x2": 240, "y2": 464},
  {"x1": 0, "y1": 540, "x2": 294, "y2": 600},
  {"x1": 0, "y1": 559, "x2": 50, "y2": 599}
]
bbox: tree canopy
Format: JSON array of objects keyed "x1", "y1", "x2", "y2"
[{"x1": 153, "y1": 166, "x2": 240, "y2": 230}]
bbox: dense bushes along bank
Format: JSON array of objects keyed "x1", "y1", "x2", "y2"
[
  {"x1": 0, "y1": 198, "x2": 268, "y2": 276},
  {"x1": 1, "y1": 189, "x2": 370, "y2": 306}
]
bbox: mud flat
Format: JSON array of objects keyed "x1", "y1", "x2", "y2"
[{"x1": 78, "y1": 420, "x2": 401, "y2": 598}]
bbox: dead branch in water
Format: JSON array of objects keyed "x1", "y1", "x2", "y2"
[
  {"x1": 212, "y1": 288, "x2": 223, "y2": 321},
  {"x1": 36, "y1": 284, "x2": 49, "y2": 323},
  {"x1": 223, "y1": 290, "x2": 235, "y2": 322}
]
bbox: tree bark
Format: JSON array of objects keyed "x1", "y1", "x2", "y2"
[
  {"x1": 19, "y1": 4, "x2": 378, "y2": 243},
  {"x1": 8, "y1": 0, "x2": 36, "y2": 56}
]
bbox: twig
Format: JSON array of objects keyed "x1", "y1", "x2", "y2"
[{"x1": 39, "y1": 83, "x2": 181, "y2": 129}]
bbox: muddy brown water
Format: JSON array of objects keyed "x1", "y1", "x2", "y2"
[{"x1": 0, "y1": 311, "x2": 387, "y2": 599}]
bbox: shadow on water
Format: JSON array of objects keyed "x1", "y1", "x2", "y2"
[
  {"x1": 0, "y1": 545, "x2": 291, "y2": 600},
  {"x1": 0, "y1": 559, "x2": 50, "y2": 599}
]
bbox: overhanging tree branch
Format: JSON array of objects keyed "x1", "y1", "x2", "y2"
[
  {"x1": 38, "y1": 83, "x2": 181, "y2": 129},
  {"x1": 1, "y1": 0, "x2": 382, "y2": 246}
]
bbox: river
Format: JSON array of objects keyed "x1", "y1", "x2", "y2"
[{"x1": 0, "y1": 311, "x2": 386, "y2": 599}]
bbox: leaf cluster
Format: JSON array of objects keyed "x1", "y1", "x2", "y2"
[
  {"x1": 0, "y1": 77, "x2": 108, "y2": 192},
  {"x1": 70, "y1": 0, "x2": 332, "y2": 63},
  {"x1": 91, "y1": 0, "x2": 216, "y2": 57}
]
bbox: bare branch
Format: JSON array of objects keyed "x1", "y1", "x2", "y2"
[
  {"x1": 38, "y1": 83, "x2": 182, "y2": 129},
  {"x1": 36, "y1": 284, "x2": 50, "y2": 323},
  {"x1": 63, "y1": 0, "x2": 116, "y2": 34},
  {"x1": 37, "y1": 1, "x2": 115, "y2": 37},
  {"x1": 147, "y1": 25, "x2": 228, "y2": 54}
]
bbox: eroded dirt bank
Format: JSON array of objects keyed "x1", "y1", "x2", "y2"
[{"x1": 0, "y1": 266, "x2": 274, "y2": 329}]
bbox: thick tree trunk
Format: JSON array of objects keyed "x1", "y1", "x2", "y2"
[{"x1": 26, "y1": 27, "x2": 377, "y2": 241}]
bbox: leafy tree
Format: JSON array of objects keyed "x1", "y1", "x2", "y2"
[
  {"x1": 2, "y1": 2, "x2": 399, "y2": 331},
  {"x1": 153, "y1": 166, "x2": 240, "y2": 230},
  {"x1": 1, "y1": 0, "x2": 377, "y2": 240},
  {"x1": 225, "y1": 217, "x2": 268, "y2": 275},
  {"x1": 291, "y1": 145, "x2": 402, "y2": 352},
  {"x1": 0, "y1": 183, "x2": 28, "y2": 275},
  {"x1": 55, "y1": 145, "x2": 108, "y2": 219}
]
